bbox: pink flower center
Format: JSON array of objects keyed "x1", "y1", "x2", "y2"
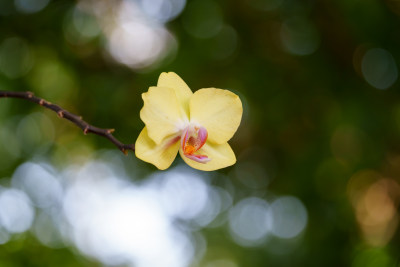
[{"x1": 181, "y1": 125, "x2": 210, "y2": 163}]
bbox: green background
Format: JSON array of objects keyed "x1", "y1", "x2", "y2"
[{"x1": 0, "y1": 0, "x2": 400, "y2": 266}]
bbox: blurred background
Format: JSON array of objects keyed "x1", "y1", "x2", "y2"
[{"x1": 0, "y1": 0, "x2": 399, "y2": 266}]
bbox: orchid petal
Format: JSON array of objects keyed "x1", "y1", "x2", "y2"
[
  {"x1": 158, "y1": 72, "x2": 193, "y2": 118},
  {"x1": 135, "y1": 127, "x2": 180, "y2": 170},
  {"x1": 189, "y1": 88, "x2": 243, "y2": 144},
  {"x1": 140, "y1": 86, "x2": 185, "y2": 145},
  {"x1": 179, "y1": 142, "x2": 236, "y2": 171}
]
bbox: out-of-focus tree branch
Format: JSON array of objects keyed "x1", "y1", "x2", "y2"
[{"x1": 0, "y1": 91, "x2": 135, "y2": 155}]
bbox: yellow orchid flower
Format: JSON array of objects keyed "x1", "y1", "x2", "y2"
[{"x1": 135, "y1": 72, "x2": 243, "y2": 171}]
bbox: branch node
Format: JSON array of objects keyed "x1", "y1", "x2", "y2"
[
  {"x1": 27, "y1": 92, "x2": 34, "y2": 98},
  {"x1": 107, "y1": 129, "x2": 115, "y2": 134},
  {"x1": 83, "y1": 126, "x2": 89, "y2": 135},
  {"x1": 57, "y1": 111, "x2": 64, "y2": 118},
  {"x1": 39, "y1": 99, "x2": 45, "y2": 105}
]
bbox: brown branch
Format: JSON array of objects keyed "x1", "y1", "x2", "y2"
[{"x1": 0, "y1": 91, "x2": 135, "y2": 155}]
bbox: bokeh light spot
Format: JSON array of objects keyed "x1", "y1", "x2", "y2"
[
  {"x1": 270, "y1": 196, "x2": 307, "y2": 239},
  {"x1": 14, "y1": 0, "x2": 49, "y2": 13},
  {"x1": 72, "y1": 8, "x2": 100, "y2": 38},
  {"x1": 280, "y1": 17, "x2": 320, "y2": 56},
  {"x1": 140, "y1": 0, "x2": 186, "y2": 23},
  {"x1": 361, "y1": 48, "x2": 398, "y2": 90},
  {"x1": 157, "y1": 167, "x2": 209, "y2": 220},
  {"x1": 64, "y1": 6, "x2": 101, "y2": 45},
  {"x1": 347, "y1": 170, "x2": 381, "y2": 207},
  {"x1": 208, "y1": 25, "x2": 239, "y2": 60},
  {"x1": 228, "y1": 197, "x2": 270, "y2": 247},
  {"x1": 0, "y1": 37, "x2": 34, "y2": 79},
  {"x1": 353, "y1": 178, "x2": 400, "y2": 246},
  {"x1": 108, "y1": 17, "x2": 175, "y2": 69},
  {"x1": 33, "y1": 211, "x2": 66, "y2": 248},
  {"x1": 28, "y1": 54, "x2": 76, "y2": 101},
  {"x1": 62, "y1": 161, "x2": 195, "y2": 267},
  {"x1": 0, "y1": 188, "x2": 34, "y2": 233},
  {"x1": 12, "y1": 162, "x2": 63, "y2": 208},
  {"x1": 75, "y1": 0, "x2": 178, "y2": 70},
  {"x1": 193, "y1": 187, "x2": 224, "y2": 228},
  {"x1": 16, "y1": 112, "x2": 54, "y2": 154}
]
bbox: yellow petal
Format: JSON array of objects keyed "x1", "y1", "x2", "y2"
[
  {"x1": 157, "y1": 72, "x2": 193, "y2": 117},
  {"x1": 179, "y1": 141, "x2": 236, "y2": 171},
  {"x1": 189, "y1": 88, "x2": 243, "y2": 144},
  {"x1": 140, "y1": 86, "x2": 186, "y2": 145},
  {"x1": 135, "y1": 127, "x2": 180, "y2": 170}
]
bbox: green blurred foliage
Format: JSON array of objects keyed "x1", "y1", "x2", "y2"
[{"x1": 1, "y1": 0, "x2": 400, "y2": 266}]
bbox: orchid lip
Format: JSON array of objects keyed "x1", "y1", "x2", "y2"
[
  {"x1": 181, "y1": 124, "x2": 210, "y2": 163},
  {"x1": 184, "y1": 153, "x2": 211, "y2": 163}
]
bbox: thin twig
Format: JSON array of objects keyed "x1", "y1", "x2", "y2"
[{"x1": 0, "y1": 91, "x2": 135, "y2": 155}]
